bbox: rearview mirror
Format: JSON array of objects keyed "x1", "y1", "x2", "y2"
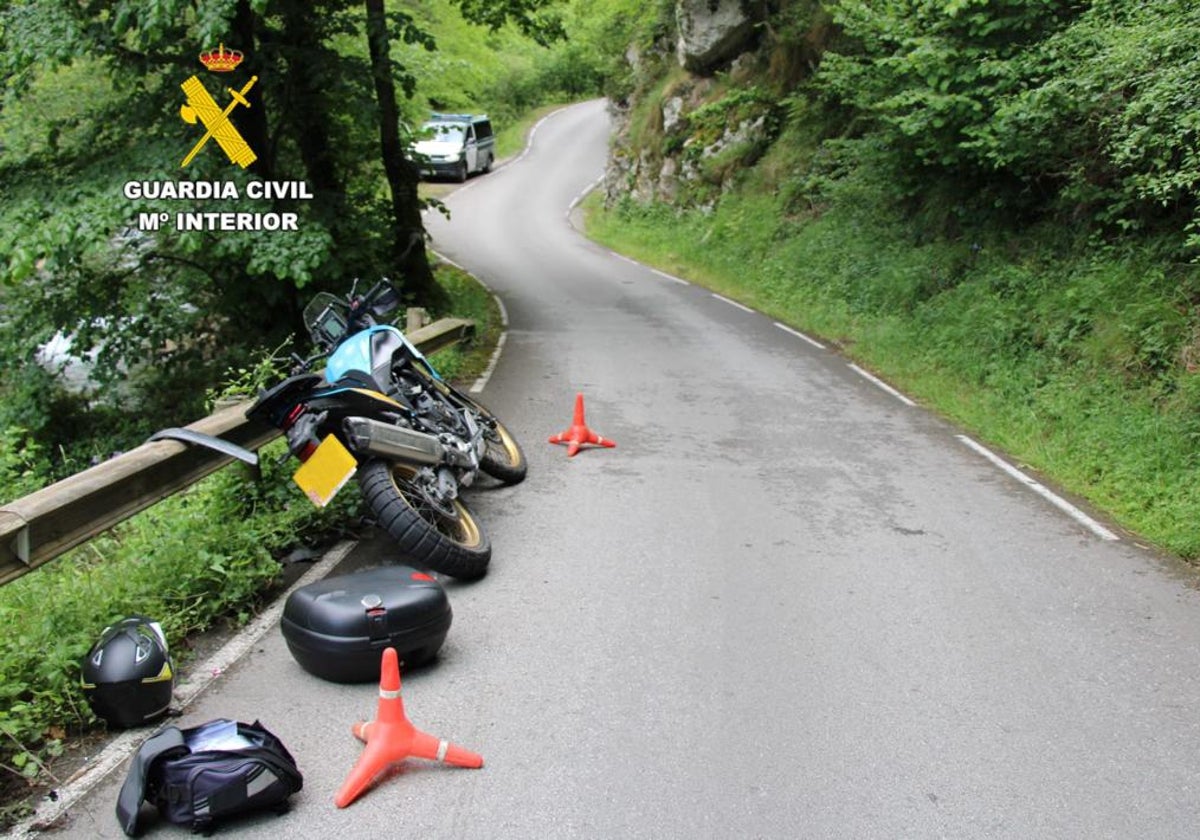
[{"x1": 370, "y1": 280, "x2": 401, "y2": 317}]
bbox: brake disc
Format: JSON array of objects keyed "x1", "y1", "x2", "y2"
[{"x1": 414, "y1": 467, "x2": 459, "y2": 519}]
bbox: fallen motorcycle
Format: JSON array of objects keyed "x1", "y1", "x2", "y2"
[{"x1": 247, "y1": 279, "x2": 525, "y2": 578}]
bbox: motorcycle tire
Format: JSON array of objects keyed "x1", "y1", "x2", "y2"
[
  {"x1": 455, "y1": 392, "x2": 527, "y2": 485},
  {"x1": 358, "y1": 459, "x2": 491, "y2": 579}
]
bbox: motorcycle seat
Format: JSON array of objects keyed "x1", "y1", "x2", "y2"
[{"x1": 333, "y1": 369, "x2": 387, "y2": 394}]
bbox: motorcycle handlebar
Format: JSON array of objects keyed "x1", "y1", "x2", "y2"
[
  {"x1": 364, "y1": 279, "x2": 399, "y2": 313},
  {"x1": 289, "y1": 351, "x2": 325, "y2": 375}
]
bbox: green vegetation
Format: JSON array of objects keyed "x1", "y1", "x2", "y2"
[
  {"x1": 423, "y1": 262, "x2": 506, "y2": 381},
  {"x1": 0, "y1": 430, "x2": 354, "y2": 814},
  {"x1": 588, "y1": 0, "x2": 1200, "y2": 559},
  {"x1": 0, "y1": 438, "x2": 351, "y2": 777}
]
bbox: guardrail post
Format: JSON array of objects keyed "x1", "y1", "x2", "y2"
[{"x1": 406, "y1": 307, "x2": 430, "y2": 332}]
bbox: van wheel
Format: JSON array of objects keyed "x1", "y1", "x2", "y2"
[
  {"x1": 455, "y1": 160, "x2": 468, "y2": 182},
  {"x1": 481, "y1": 153, "x2": 493, "y2": 174}
]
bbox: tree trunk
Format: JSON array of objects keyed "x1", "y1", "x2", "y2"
[
  {"x1": 232, "y1": 0, "x2": 274, "y2": 183},
  {"x1": 280, "y1": 3, "x2": 344, "y2": 200},
  {"x1": 364, "y1": 0, "x2": 449, "y2": 312},
  {"x1": 275, "y1": 0, "x2": 351, "y2": 338},
  {"x1": 230, "y1": 0, "x2": 308, "y2": 344}
]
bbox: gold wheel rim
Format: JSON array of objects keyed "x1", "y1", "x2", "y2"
[
  {"x1": 388, "y1": 465, "x2": 483, "y2": 549},
  {"x1": 488, "y1": 421, "x2": 522, "y2": 466}
]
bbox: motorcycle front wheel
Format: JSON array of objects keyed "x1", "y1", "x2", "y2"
[
  {"x1": 454, "y1": 391, "x2": 527, "y2": 485},
  {"x1": 358, "y1": 459, "x2": 491, "y2": 579}
]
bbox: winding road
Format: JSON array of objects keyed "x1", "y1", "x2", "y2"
[{"x1": 50, "y1": 99, "x2": 1200, "y2": 839}]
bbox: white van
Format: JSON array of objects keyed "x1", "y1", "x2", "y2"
[{"x1": 411, "y1": 113, "x2": 495, "y2": 182}]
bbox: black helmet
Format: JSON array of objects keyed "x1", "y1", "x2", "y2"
[{"x1": 81, "y1": 616, "x2": 174, "y2": 728}]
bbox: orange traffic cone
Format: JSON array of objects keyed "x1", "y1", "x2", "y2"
[
  {"x1": 548, "y1": 392, "x2": 616, "y2": 457},
  {"x1": 334, "y1": 647, "x2": 483, "y2": 808}
]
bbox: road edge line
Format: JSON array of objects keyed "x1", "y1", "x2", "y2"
[
  {"x1": 956, "y1": 435, "x2": 1120, "y2": 541},
  {"x1": 711, "y1": 293, "x2": 754, "y2": 313},
  {"x1": 774, "y1": 322, "x2": 826, "y2": 350},
  {"x1": 848, "y1": 363, "x2": 918, "y2": 406}
]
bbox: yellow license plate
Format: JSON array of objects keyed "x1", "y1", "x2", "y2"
[{"x1": 293, "y1": 435, "x2": 357, "y2": 508}]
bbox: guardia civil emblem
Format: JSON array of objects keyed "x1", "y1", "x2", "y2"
[{"x1": 179, "y1": 44, "x2": 257, "y2": 169}]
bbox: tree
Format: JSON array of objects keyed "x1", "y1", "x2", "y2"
[
  {"x1": 819, "y1": 0, "x2": 1083, "y2": 174},
  {"x1": 364, "y1": 0, "x2": 447, "y2": 310},
  {"x1": 815, "y1": 0, "x2": 1200, "y2": 251}
]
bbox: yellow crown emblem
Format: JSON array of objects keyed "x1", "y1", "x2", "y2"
[{"x1": 199, "y1": 43, "x2": 244, "y2": 73}]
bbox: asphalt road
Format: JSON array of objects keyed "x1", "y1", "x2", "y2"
[{"x1": 50, "y1": 100, "x2": 1200, "y2": 839}]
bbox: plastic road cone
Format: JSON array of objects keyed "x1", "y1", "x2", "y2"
[
  {"x1": 548, "y1": 392, "x2": 616, "y2": 457},
  {"x1": 334, "y1": 647, "x2": 483, "y2": 808}
]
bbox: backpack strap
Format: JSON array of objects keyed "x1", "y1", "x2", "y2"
[{"x1": 116, "y1": 726, "x2": 188, "y2": 837}]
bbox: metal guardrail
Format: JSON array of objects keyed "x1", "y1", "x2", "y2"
[{"x1": 0, "y1": 317, "x2": 475, "y2": 586}]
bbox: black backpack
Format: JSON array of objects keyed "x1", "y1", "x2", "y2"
[{"x1": 117, "y1": 719, "x2": 303, "y2": 836}]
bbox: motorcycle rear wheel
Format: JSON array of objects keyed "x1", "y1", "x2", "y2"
[{"x1": 358, "y1": 459, "x2": 491, "y2": 579}]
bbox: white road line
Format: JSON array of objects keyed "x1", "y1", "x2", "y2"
[
  {"x1": 602, "y1": 250, "x2": 690, "y2": 286},
  {"x1": 10, "y1": 542, "x2": 356, "y2": 840},
  {"x1": 513, "y1": 105, "x2": 570, "y2": 166},
  {"x1": 848, "y1": 363, "x2": 917, "y2": 406},
  {"x1": 774, "y1": 322, "x2": 826, "y2": 350},
  {"x1": 568, "y1": 174, "x2": 605, "y2": 211},
  {"x1": 956, "y1": 435, "x2": 1120, "y2": 541},
  {"x1": 432, "y1": 249, "x2": 464, "y2": 271},
  {"x1": 712, "y1": 293, "x2": 754, "y2": 313},
  {"x1": 493, "y1": 292, "x2": 509, "y2": 328},
  {"x1": 471, "y1": 331, "x2": 507, "y2": 394},
  {"x1": 652, "y1": 268, "x2": 690, "y2": 286}
]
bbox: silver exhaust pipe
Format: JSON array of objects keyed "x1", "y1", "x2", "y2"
[{"x1": 343, "y1": 417, "x2": 443, "y2": 465}]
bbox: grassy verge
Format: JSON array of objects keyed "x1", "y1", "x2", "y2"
[
  {"x1": 583, "y1": 190, "x2": 1200, "y2": 560},
  {"x1": 425, "y1": 261, "x2": 504, "y2": 381},
  {"x1": 0, "y1": 263, "x2": 500, "y2": 825},
  {"x1": 492, "y1": 102, "x2": 571, "y2": 160}
]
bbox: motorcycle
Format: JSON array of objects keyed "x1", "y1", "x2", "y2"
[{"x1": 246, "y1": 279, "x2": 526, "y2": 579}]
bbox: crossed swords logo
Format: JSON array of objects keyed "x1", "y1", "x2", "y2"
[{"x1": 179, "y1": 75, "x2": 258, "y2": 168}]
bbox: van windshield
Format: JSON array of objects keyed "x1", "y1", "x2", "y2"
[{"x1": 423, "y1": 123, "x2": 465, "y2": 143}]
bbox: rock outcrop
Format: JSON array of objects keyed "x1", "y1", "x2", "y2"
[
  {"x1": 676, "y1": 0, "x2": 756, "y2": 73},
  {"x1": 605, "y1": 89, "x2": 774, "y2": 209},
  {"x1": 604, "y1": 1, "x2": 778, "y2": 208}
]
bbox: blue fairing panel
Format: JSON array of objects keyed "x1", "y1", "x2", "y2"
[
  {"x1": 326, "y1": 326, "x2": 400, "y2": 381},
  {"x1": 325, "y1": 325, "x2": 441, "y2": 383}
]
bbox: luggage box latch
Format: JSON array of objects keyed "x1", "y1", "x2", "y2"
[{"x1": 362, "y1": 594, "x2": 388, "y2": 642}]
